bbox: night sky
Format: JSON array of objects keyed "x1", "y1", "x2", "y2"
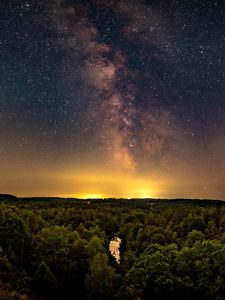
[{"x1": 1, "y1": 0, "x2": 225, "y2": 199}]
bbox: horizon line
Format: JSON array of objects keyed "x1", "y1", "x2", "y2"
[{"x1": 0, "y1": 193, "x2": 224, "y2": 202}]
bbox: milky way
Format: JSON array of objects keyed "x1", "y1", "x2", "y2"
[{"x1": 1, "y1": 0, "x2": 225, "y2": 198}]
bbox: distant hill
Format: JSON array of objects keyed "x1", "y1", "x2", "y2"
[{"x1": 0, "y1": 194, "x2": 18, "y2": 201}]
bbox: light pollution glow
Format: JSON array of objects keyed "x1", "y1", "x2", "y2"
[{"x1": 0, "y1": 160, "x2": 224, "y2": 199}]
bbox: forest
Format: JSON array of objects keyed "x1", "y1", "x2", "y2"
[{"x1": 1, "y1": 196, "x2": 225, "y2": 299}]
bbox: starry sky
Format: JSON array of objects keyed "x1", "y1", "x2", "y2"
[{"x1": 1, "y1": 0, "x2": 225, "y2": 199}]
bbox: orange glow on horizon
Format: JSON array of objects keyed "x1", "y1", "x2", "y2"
[
  {"x1": 62, "y1": 171, "x2": 159, "y2": 199},
  {"x1": 76, "y1": 194, "x2": 106, "y2": 199},
  {"x1": 1, "y1": 163, "x2": 225, "y2": 200}
]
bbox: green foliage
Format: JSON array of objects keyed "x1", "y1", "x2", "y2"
[
  {"x1": 86, "y1": 253, "x2": 119, "y2": 300},
  {"x1": 190, "y1": 217, "x2": 206, "y2": 232},
  {"x1": 33, "y1": 261, "x2": 57, "y2": 295},
  {"x1": 86, "y1": 235, "x2": 105, "y2": 258},
  {"x1": 186, "y1": 229, "x2": 205, "y2": 246},
  {"x1": 0, "y1": 199, "x2": 225, "y2": 299}
]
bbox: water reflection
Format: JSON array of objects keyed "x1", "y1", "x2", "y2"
[{"x1": 109, "y1": 237, "x2": 122, "y2": 264}]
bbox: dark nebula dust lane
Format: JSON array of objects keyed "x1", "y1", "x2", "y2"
[{"x1": 0, "y1": 0, "x2": 225, "y2": 199}]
